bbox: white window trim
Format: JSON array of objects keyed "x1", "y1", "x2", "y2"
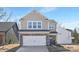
[
  {"x1": 48, "y1": 22, "x2": 54, "y2": 30},
  {"x1": 27, "y1": 21, "x2": 42, "y2": 29},
  {"x1": 27, "y1": 21, "x2": 32, "y2": 29},
  {"x1": 48, "y1": 22, "x2": 49, "y2": 30}
]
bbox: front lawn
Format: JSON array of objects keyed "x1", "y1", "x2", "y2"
[
  {"x1": 0, "y1": 44, "x2": 20, "y2": 52},
  {"x1": 48, "y1": 44, "x2": 79, "y2": 52},
  {"x1": 47, "y1": 45, "x2": 70, "y2": 52},
  {"x1": 61, "y1": 44, "x2": 79, "y2": 52}
]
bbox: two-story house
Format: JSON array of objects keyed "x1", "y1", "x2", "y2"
[{"x1": 19, "y1": 10, "x2": 72, "y2": 46}]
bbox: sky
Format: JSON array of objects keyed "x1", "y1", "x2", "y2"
[{"x1": 1, "y1": 7, "x2": 79, "y2": 30}]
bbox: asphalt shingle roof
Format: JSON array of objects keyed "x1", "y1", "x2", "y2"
[{"x1": 0, "y1": 22, "x2": 16, "y2": 32}]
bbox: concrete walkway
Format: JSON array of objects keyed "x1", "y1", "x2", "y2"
[{"x1": 16, "y1": 46, "x2": 48, "y2": 52}]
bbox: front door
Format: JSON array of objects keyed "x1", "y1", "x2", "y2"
[{"x1": 49, "y1": 35, "x2": 56, "y2": 45}]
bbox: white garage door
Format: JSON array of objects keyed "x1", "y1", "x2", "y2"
[{"x1": 23, "y1": 36, "x2": 46, "y2": 46}]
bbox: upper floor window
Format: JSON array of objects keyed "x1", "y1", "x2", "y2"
[
  {"x1": 28, "y1": 22, "x2": 32, "y2": 28},
  {"x1": 49, "y1": 25, "x2": 54, "y2": 30},
  {"x1": 33, "y1": 22, "x2": 37, "y2": 28},
  {"x1": 27, "y1": 21, "x2": 42, "y2": 29},
  {"x1": 38, "y1": 22, "x2": 41, "y2": 28}
]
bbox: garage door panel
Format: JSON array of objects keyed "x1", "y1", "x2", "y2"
[{"x1": 23, "y1": 36, "x2": 46, "y2": 46}]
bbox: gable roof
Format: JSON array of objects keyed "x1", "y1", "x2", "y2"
[
  {"x1": 48, "y1": 19, "x2": 57, "y2": 24},
  {"x1": 20, "y1": 10, "x2": 50, "y2": 21},
  {"x1": 20, "y1": 10, "x2": 57, "y2": 24},
  {"x1": 66, "y1": 29, "x2": 73, "y2": 32},
  {"x1": 0, "y1": 22, "x2": 18, "y2": 32}
]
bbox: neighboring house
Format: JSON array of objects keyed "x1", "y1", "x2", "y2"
[
  {"x1": 19, "y1": 10, "x2": 72, "y2": 46},
  {"x1": 0, "y1": 22, "x2": 19, "y2": 45},
  {"x1": 56, "y1": 25, "x2": 72, "y2": 44},
  {"x1": 66, "y1": 29, "x2": 75, "y2": 40},
  {"x1": 67, "y1": 29, "x2": 79, "y2": 43}
]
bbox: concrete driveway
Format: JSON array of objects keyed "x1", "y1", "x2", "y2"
[{"x1": 16, "y1": 46, "x2": 48, "y2": 52}]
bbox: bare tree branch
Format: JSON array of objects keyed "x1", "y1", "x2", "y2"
[
  {"x1": 0, "y1": 8, "x2": 12, "y2": 22},
  {"x1": 5, "y1": 11, "x2": 12, "y2": 22}
]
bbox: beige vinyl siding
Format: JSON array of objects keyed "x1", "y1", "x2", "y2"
[
  {"x1": 20, "y1": 18, "x2": 49, "y2": 30},
  {"x1": 20, "y1": 11, "x2": 57, "y2": 31},
  {"x1": 20, "y1": 18, "x2": 56, "y2": 30}
]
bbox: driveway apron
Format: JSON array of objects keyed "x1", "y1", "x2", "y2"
[{"x1": 16, "y1": 46, "x2": 48, "y2": 52}]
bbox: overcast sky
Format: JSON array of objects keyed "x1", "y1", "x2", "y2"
[{"x1": 3, "y1": 7, "x2": 79, "y2": 30}]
